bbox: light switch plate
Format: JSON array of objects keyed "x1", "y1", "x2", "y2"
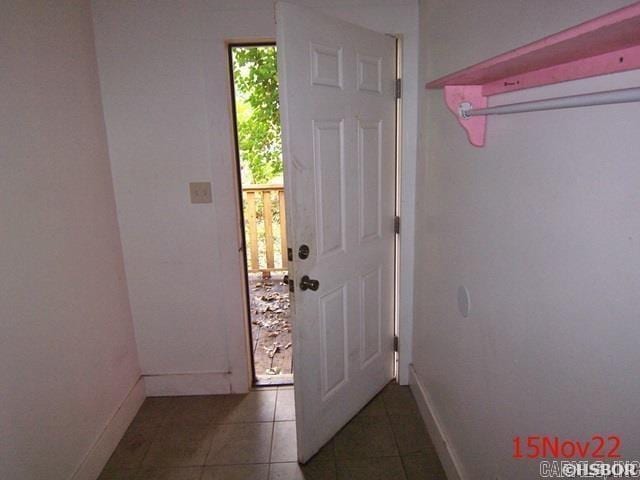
[{"x1": 189, "y1": 182, "x2": 212, "y2": 204}]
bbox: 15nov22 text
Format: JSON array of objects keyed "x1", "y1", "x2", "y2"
[{"x1": 513, "y1": 435, "x2": 622, "y2": 459}]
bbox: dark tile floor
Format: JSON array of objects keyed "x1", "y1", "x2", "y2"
[{"x1": 99, "y1": 383, "x2": 446, "y2": 479}]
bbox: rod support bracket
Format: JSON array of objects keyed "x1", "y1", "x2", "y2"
[
  {"x1": 443, "y1": 85, "x2": 487, "y2": 147},
  {"x1": 459, "y1": 102, "x2": 473, "y2": 119}
]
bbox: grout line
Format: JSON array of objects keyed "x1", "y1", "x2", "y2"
[
  {"x1": 268, "y1": 388, "x2": 278, "y2": 475},
  {"x1": 171, "y1": 462, "x2": 275, "y2": 466},
  {"x1": 134, "y1": 419, "x2": 165, "y2": 470},
  {"x1": 383, "y1": 393, "x2": 410, "y2": 480},
  {"x1": 332, "y1": 424, "x2": 339, "y2": 474},
  {"x1": 268, "y1": 459, "x2": 314, "y2": 464},
  {"x1": 272, "y1": 388, "x2": 278, "y2": 423},
  {"x1": 267, "y1": 422, "x2": 276, "y2": 479}
]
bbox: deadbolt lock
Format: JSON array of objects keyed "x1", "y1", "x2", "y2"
[{"x1": 298, "y1": 244, "x2": 310, "y2": 259}]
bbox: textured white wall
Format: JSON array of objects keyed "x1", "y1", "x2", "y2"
[
  {"x1": 415, "y1": 1, "x2": 640, "y2": 478},
  {"x1": 0, "y1": 2, "x2": 141, "y2": 479},
  {"x1": 92, "y1": 0, "x2": 419, "y2": 394}
]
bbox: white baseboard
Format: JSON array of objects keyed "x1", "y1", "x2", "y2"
[
  {"x1": 409, "y1": 365, "x2": 466, "y2": 480},
  {"x1": 143, "y1": 371, "x2": 248, "y2": 396},
  {"x1": 71, "y1": 376, "x2": 145, "y2": 480}
]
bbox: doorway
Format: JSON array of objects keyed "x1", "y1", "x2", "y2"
[
  {"x1": 229, "y1": 5, "x2": 402, "y2": 460},
  {"x1": 228, "y1": 43, "x2": 293, "y2": 387}
]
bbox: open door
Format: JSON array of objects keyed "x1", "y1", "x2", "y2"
[{"x1": 276, "y1": 2, "x2": 397, "y2": 462}]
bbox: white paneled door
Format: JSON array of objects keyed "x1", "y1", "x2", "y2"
[{"x1": 276, "y1": 2, "x2": 397, "y2": 462}]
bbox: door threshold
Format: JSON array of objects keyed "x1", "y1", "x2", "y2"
[{"x1": 254, "y1": 374, "x2": 294, "y2": 387}]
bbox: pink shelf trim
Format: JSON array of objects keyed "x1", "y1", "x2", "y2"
[{"x1": 426, "y1": 2, "x2": 640, "y2": 147}]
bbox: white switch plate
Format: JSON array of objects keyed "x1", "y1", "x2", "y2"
[{"x1": 189, "y1": 182, "x2": 212, "y2": 204}]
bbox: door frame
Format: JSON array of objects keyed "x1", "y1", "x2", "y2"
[
  {"x1": 227, "y1": 41, "x2": 282, "y2": 387},
  {"x1": 226, "y1": 34, "x2": 413, "y2": 392}
]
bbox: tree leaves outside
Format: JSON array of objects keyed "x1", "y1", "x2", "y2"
[
  {"x1": 232, "y1": 46, "x2": 282, "y2": 185},
  {"x1": 232, "y1": 45, "x2": 286, "y2": 271}
]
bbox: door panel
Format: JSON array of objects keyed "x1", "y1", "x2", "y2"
[
  {"x1": 276, "y1": 2, "x2": 396, "y2": 462},
  {"x1": 361, "y1": 266, "x2": 383, "y2": 366},
  {"x1": 313, "y1": 120, "x2": 345, "y2": 257},
  {"x1": 319, "y1": 285, "x2": 348, "y2": 398},
  {"x1": 359, "y1": 120, "x2": 382, "y2": 242}
]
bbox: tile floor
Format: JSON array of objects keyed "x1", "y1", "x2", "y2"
[{"x1": 99, "y1": 382, "x2": 447, "y2": 479}]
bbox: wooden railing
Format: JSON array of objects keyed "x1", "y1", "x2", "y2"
[{"x1": 242, "y1": 184, "x2": 287, "y2": 273}]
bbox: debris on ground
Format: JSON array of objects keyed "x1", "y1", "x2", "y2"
[
  {"x1": 265, "y1": 344, "x2": 281, "y2": 358},
  {"x1": 249, "y1": 272, "x2": 292, "y2": 378}
]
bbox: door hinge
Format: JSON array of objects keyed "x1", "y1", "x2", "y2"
[
  {"x1": 395, "y1": 78, "x2": 402, "y2": 99},
  {"x1": 394, "y1": 216, "x2": 400, "y2": 234},
  {"x1": 393, "y1": 335, "x2": 399, "y2": 352}
]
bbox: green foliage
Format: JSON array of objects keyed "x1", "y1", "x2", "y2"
[{"x1": 232, "y1": 46, "x2": 282, "y2": 185}]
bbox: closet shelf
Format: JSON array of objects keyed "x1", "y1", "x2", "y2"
[{"x1": 425, "y1": 2, "x2": 640, "y2": 146}]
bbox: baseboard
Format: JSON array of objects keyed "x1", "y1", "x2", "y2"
[
  {"x1": 143, "y1": 371, "x2": 248, "y2": 396},
  {"x1": 409, "y1": 365, "x2": 466, "y2": 480},
  {"x1": 71, "y1": 376, "x2": 145, "y2": 480}
]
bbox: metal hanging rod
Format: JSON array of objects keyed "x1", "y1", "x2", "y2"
[{"x1": 460, "y1": 86, "x2": 640, "y2": 118}]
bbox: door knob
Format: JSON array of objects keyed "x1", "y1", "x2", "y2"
[{"x1": 299, "y1": 275, "x2": 320, "y2": 291}]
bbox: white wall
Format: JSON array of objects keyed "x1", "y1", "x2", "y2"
[
  {"x1": 92, "y1": 0, "x2": 419, "y2": 395},
  {"x1": 0, "y1": 2, "x2": 142, "y2": 479},
  {"x1": 415, "y1": 1, "x2": 640, "y2": 478}
]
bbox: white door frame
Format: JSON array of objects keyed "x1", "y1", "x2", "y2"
[
  {"x1": 394, "y1": 33, "x2": 415, "y2": 386},
  {"x1": 227, "y1": 33, "x2": 415, "y2": 392}
]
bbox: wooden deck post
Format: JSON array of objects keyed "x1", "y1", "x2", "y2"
[
  {"x1": 263, "y1": 190, "x2": 274, "y2": 270},
  {"x1": 242, "y1": 185, "x2": 287, "y2": 273}
]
